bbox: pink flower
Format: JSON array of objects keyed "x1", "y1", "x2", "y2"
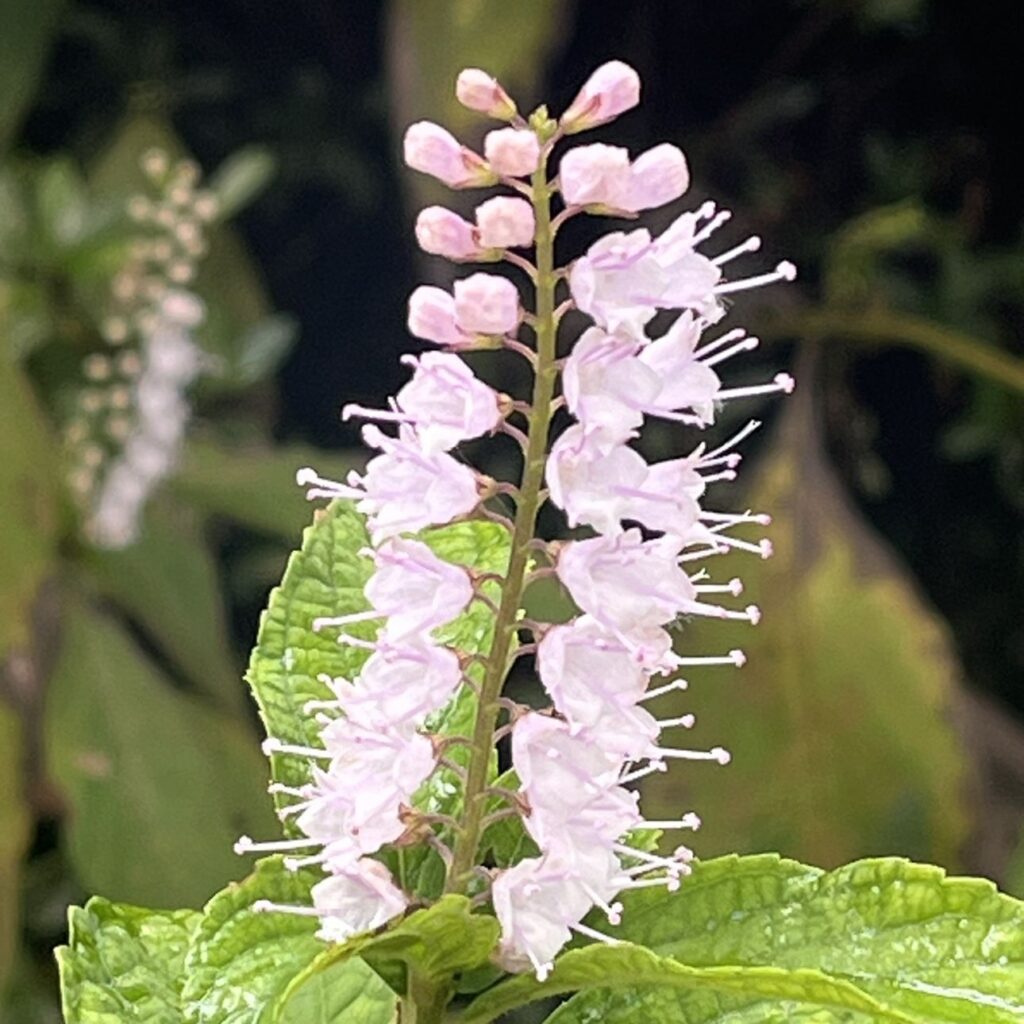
[
  {"x1": 556, "y1": 529, "x2": 693, "y2": 634},
  {"x1": 311, "y1": 535, "x2": 472, "y2": 640},
  {"x1": 484, "y1": 128, "x2": 541, "y2": 178},
  {"x1": 453, "y1": 273, "x2": 521, "y2": 335},
  {"x1": 562, "y1": 327, "x2": 659, "y2": 440},
  {"x1": 475, "y1": 196, "x2": 535, "y2": 249},
  {"x1": 560, "y1": 60, "x2": 641, "y2": 134},
  {"x1": 319, "y1": 638, "x2": 462, "y2": 729},
  {"x1": 559, "y1": 143, "x2": 689, "y2": 212},
  {"x1": 492, "y1": 856, "x2": 590, "y2": 979},
  {"x1": 536, "y1": 616, "x2": 649, "y2": 729},
  {"x1": 296, "y1": 425, "x2": 481, "y2": 542},
  {"x1": 415, "y1": 206, "x2": 481, "y2": 260},
  {"x1": 407, "y1": 286, "x2": 473, "y2": 348},
  {"x1": 511, "y1": 712, "x2": 621, "y2": 795},
  {"x1": 343, "y1": 352, "x2": 502, "y2": 454},
  {"x1": 546, "y1": 426, "x2": 702, "y2": 538},
  {"x1": 403, "y1": 121, "x2": 495, "y2": 188},
  {"x1": 559, "y1": 144, "x2": 632, "y2": 207},
  {"x1": 311, "y1": 860, "x2": 409, "y2": 942},
  {"x1": 625, "y1": 143, "x2": 690, "y2": 211},
  {"x1": 456, "y1": 68, "x2": 517, "y2": 120}
]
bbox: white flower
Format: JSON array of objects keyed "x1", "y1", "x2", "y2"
[
  {"x1": 475, "y1": 196, "x2": 535, "y2": 249},
  {"x1": 453, "y1": 273, "x2": 521, "y2": 335}
]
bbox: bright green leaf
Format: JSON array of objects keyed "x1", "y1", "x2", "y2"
[
  {"x1": 0, "y1": 0, "x2": 64, "y2": 153},
  {"x1": 281, "y1": 894, "x2": 499, "y2": 1013},
  {"x1": 463, "y1": 944, "x2": 912, "y2": 1024},
  {"x1": 180, "y1": 857, "x2": 330, "y2": 1024},
  {"x1": 0, "y1": 702, "x2": 30, "y2": 993},
  {"x1": 44, "y1": 602, "x2": 277, "y2": 908},
  {"x1": 0, "y1": 362, "x2": 59, "y2": 662},
  {"x1": 86, "y1": 505, "x2": 243, "y2": 713},
  {"x1": 275, "y1": 957, "x2": 396, "y2": 1024},
  {"x1": 245, "y1": 501, "x2": 508, "y2": 822},
  {"x1": 56, "y1": 897, "x2": 199, "y2": 1024},
  {"x1": 539, "y1": 854, "x2": 1024, "y2": 1024},
  {"x1": 643, "y1": 396, "x2": 968, "y2": 867}
]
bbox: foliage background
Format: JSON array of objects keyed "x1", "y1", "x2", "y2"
[{"x1": 1, "y1": 0, "x2": 1022, "y2": 1019}]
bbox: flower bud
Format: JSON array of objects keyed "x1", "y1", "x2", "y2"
[
  {"x1": 456, "y1": 68, "x2": 517, "y2": 120},
  {"x1": 453, "y1": 273, "x2": 520, "y2": 335},
  {"x1": 475, "y1": 197, "x2": 535, "y2": 249},
  {"x1": 625, "y1": 143, "x2": 689, "y2": 211},
  {"x1": 560, "y1": 60, "x2": 641, "y2": 134},
  {"x1": 559, "y1": 144, "x2": 631, "y2": 207},
  {"x1": 415, "y1": 206, "x2": 480, "y2": 260},
  {"x1": 408, "y1": 286, "x2": 470, "y2": 346},
  {"x1": 403, "y1": 121, "x2": 495, "y2": 188},
  {"x1": 484, "y1": 128, "x2": 541, "y2": 178}
]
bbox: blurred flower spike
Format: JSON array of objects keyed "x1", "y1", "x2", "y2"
[
  {"x1": 64, "y1": 148, "x2": 218, "y2": 548},
  {"x1": 237, "y1": 60, "x2": 795, "y2": 980}
]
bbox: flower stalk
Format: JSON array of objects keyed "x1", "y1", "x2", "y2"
[{"x1": 446, "y1": 131, "x2": 561, "y2": 894}]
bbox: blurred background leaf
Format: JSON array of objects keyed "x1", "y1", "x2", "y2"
[
  {"x1": 0, "y1": 0, "x2": 64, "y2": 154},
  {"x1": 43, "y1": 602, "x2": 276, "y2": 908},
  {"x1": 642, "y1": 382, "x2": 970, "y2": 867},
  {"x1": 0, "y1": 364, "x2": 60, "y2": 662}
]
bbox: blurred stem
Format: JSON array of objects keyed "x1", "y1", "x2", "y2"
[
  {"x1": 769, "y1": 308, "x2": 1024, "y2": 397},
  {"x1": 403, "y1": 970, "x2": 450, "y2": 1024},
  {"x1": 444, "y1": 149, "x2": 558, "y2": 895}
]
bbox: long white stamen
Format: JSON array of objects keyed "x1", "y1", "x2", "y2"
[
  {"x1": 714, "y1": 260, "x2": 797, "y2": 295},
  {"x1": 711, "y1": 235, "x2": 761, "y2": 266},
  {"x1": 702, "y1": 335, "x2": 760, "y2": 368},
  {"x1": 234, "y1": 835, "x2": 319, "y2": 855},
  {"x1": 640, "y1": 679, "x2": 688, "y2": 701},
  {"x1": 640, "y1": 812, "x2": 702, "y2": 831},
  {"x1": 717, "y1": 373, "x2": 795, "y2": 400},
  {"x1": 570, "y1": 921, "x2": 620, "y2": 945},
  {"x1": 262, "y1": 738, "x2": 331, "y2": 760},
  {"x1": 657, "y1": 714, "x2": 696, "y2": 729},
  {"x1": 652, "y1": 745, "x2": 731, "y2": 764}
]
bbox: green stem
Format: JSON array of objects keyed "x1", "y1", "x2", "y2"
[
  {"x1": 767, "y1": 308, "x2": 1024, "y2": 397},
  {"x1": 445, "y1": 160, "x2": 559, "y2": 894}
]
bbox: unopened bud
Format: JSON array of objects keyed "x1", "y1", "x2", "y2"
[
  {"x1": 456, "y1": 68, "x2": 517, "y2": 120},
  {"x1": 560, "y1": 60, "x2": 641, "y2": 134},
  {"x1": 403, "y1": 121, "x2": 496, "y2": 189},
  {"x1": 483, "y1": 128, "x2": 540, "y2": 178},
  {"x1": 415, "y1": 206, "x2": 481, "y2": 260},
  {"x1": 453, "y1": 273, "x2": 520, "y2": 335},
  {"x1": 475, "y1": 196, "x2": 535, "y2": 249}
]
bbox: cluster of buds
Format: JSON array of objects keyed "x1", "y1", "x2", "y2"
[
  {"x1": 239, "y1": 61, "x2": 795, "y2": 979},
  {"x1": 64, "y1": 149, "x2": 217, "y2": 548}
]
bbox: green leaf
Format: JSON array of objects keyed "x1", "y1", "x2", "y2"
[
  {"x1": 172, "y1": 439, "x2": 363, "y2": 539},
  {"x1": 279, "y1": 895, "x2": 498, "y2": 1013},
  {"x1": 207, "y1": 147, "x2": 277, "y2": 220},
  {"x1": 643, "y1": 394, "x2": 969, "y2": 868},
  {"x1": 0, "y1": 362, "x2": 59, "y2": 662},
  {"x1": 35, "y1": 156, "x2": 90, "y2": 252},
  {"x1": 275, "y1": 958, "x2": 395, "y2": 1024},
  {"x1": 532, "y1": 854, "x2": 1024, "y2": 1024},
  {"x1": 86, "y1": 505, "x2": 243, "y2": 713},
  {"x1": 0, "y1": 702, "x2": 30, "y2": 993},
  {"x1": 56, "y1": 898, "x2": 199, "y2": 1024},
  {"x1": 245, "y1": 501, "x2": 508, "y2": 818},
  {"x1": 0, "y1": 0, "x2": 64, "y2": 153},
  {"x1": 462, "y1": 943, "x2": 913, "y2": 1024},
  {"x1": 44, "y1": 602, "x2": 277, "y2": 908},
  {"x1": 181, "y1": 857, "x2": 340, "y2": 1024},
  {"x1": 244, "y1": 500, "x2": 375, "y2": 802}
]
